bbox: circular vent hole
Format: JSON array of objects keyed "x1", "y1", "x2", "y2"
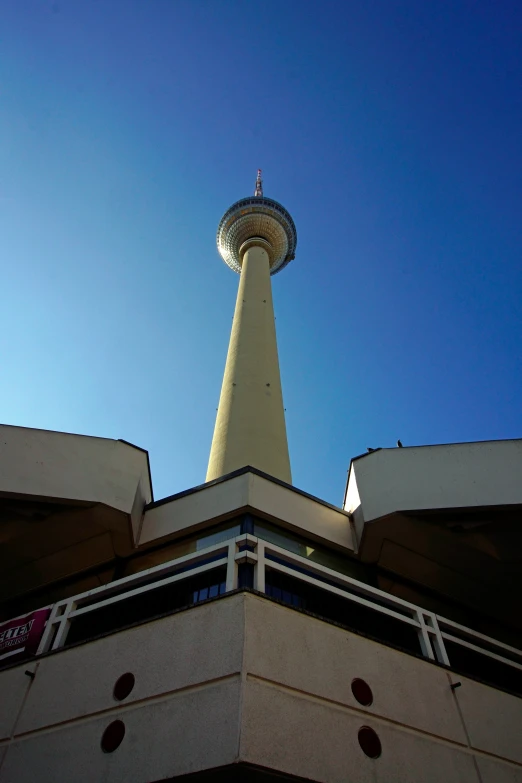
[
  {"x1": 101, "y1": 720, "x2": 125, "y2": 753},
  {"x1": 358, "y1": 726, "x2": 381, "y2": 758},
  {"x1": 113, "y1": 673, "x2": 135, "y2": 701},
  {"x1": 351, "y1": 678, "x2": 373, "y2": 706}
]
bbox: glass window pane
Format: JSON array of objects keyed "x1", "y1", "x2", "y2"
[
  {"x1": 196, "y1": 521, "x2": 242, "y2": 551},
  {"x1": 122, "y1": 520, "x2": 242, "y2": 579},
  {"x1": 254, "y1": 519, "x2": 372, "y2": 584}
]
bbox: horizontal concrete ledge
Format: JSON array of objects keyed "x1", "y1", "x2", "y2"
[
  {"x1": 147, "y1": 466, "x2": 347, "y2": 516},
  {"x1": 140, "y1": 469, "x2": 353, "y2": 552},
  {"x1": 345, "y1": 438, "x2": 522, "y2": 523},
  {"x1": 0, "y1": 424, "x2": 153, "y2": 518}
]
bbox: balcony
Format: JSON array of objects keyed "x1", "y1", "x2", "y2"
[{"x1": 3, "y1": 531, "x2": 521, "y2": 698}]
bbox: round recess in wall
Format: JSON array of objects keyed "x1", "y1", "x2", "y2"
[
  {"x1": 351, "y1": 678, "x2": 373, "y2": 706},
  {"x1": 113, "y1": 672, "x2": 135, "y2": 701},
  {"x1": 358, "y1": 726, "x2": 381, "y2": 759},
  {"x1": 101, "y1": 720, "x2": 126, "y2": 753}
]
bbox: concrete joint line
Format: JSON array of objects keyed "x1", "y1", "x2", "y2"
[
  {"x1": 244, "y1": 673, "x2": 522, "y2": 770},
  {"x1": 9, "y1": 661, "x2": 40, "y2": 741},
  {"x1": 0, "y1": 662, "x2": 40, "y2": 773},
  {"x1": 235, "y1": 595, "x2": 248, "y2": 763},
  {"x1": 2, "y1": 672, "x2": 242, "y2": 744},
  {"x1": 447, "y1": 671, "x2": 484, "y2": 783}
]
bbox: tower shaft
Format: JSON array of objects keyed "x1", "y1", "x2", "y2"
[{"x1": 206, "y1": 244, "x2": 291, "y2": 483}]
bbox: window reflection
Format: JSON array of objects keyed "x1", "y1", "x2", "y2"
[
  {"x1": 123, "y1": 520, "x2": 241, "y2": 578},
  {"x1": 193, "y1": 581, "x2": 226, "y2": 604},
  {"x1": 254, "y1": 519, "x2": 372, "y2": 584}
]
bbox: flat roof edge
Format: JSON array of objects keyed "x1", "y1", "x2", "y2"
[{"x1": 146, "y1": 466, "x2": 349, "y2": 516}]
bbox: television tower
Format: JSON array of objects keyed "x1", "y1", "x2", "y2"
[{"x1": 206, "y1": 171, "x2": 297, "y2": 484}]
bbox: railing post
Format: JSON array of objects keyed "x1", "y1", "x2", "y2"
[
  {"x1": 35, "y1": 603, "x2": 59, "y2": 655},
  {"x1": 415, "y1": 610, "x2": 436, "y2": 661},
  {"x1": 254, "y1": 540, "x2": 265, "y2": 593},
  {"x1": 226, "y1": 541, "x2": 238, "y2": 592},
  {"x1": 424, "y1": 612, "x2": 451, "y2": 666},
  {"x1": 51, "y1": 600, "x2": 76, "y2": 650},
  {"x1": 37, "y1": 599, "x2": 76, "y2": 654}
]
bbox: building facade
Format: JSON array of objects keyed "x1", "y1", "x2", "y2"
[{"x1": 0, "y1": 178, "x2": 521, "y2": 782}]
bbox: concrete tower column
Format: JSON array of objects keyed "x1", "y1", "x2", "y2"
[
  {"x1": 206, "y1": 242, "x2": 291, "y2": 483},
  {"x1": 208, "y1": 172, "x2": 297, "y2": 484}
]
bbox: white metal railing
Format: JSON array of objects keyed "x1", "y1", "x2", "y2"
[
  {"x1": 36, "y1": 538, "x2": 239, "y2": 655},
  {"x1": 436, "y1": 616, "x2": 522, "y2": 672},
  {"x1": 1, "y1": 534, "x2": 519, "y2": 681}
]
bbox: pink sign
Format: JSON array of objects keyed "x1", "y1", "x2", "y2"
[{"x1": 0, "y1": 608, "x2": 51, "y2": 663}]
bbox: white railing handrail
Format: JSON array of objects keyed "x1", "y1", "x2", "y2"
[
  {"x1": 263, "y1": 560, "x2": 422, "y2": 628},
  {"x1": 436, "y1": 615, "x2": 522, "y2": 660},
  {"x1": 259, "y1": 538, "x2": 522, "y2": 664},
  {"x1": 1, "y1": 533, "x2": 519, "y2": 684},
  {"x1": 34, "y1": 537, "x2": 242, "y2": 655},
  {"x1": 70, "y1": 540, "x2": 233, "y2": 606},
  {"x1": 261, "y1": 540, "x2": 424, "y2": 613},
  {"x1": 440, "y1": 632, "x2": 522, "y2": 672}
]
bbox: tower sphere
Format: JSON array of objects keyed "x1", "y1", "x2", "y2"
[{"x1": 217, "y1": 195, "x2": 297, "y2": 275}]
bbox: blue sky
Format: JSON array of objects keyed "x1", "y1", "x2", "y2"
[{"x1": 1, "y1": 0, "x2": 521, "y2": 505}]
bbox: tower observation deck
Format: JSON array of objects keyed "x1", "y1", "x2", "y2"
[{"x1": 206, "y1": 172, "x2": 297, "y2": 483}]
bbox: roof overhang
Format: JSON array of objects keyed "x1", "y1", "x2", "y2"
[
  {"x1": 0, "y1": 425, "x2": 153, "y2": 602},
  {"x1": 344, "y1": 439, "x2": 522, "y2": 628},
  {"x1": 345, "y1": 439, "x2": 522, "y2": 532}
]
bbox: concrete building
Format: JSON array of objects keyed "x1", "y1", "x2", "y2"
[{"x1": 0, "y1": 176, "x2": 521, "y2": 783}]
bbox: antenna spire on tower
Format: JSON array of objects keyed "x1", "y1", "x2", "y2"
[{"x1": 254, "y1": 169, "x2": 263, "y2": 197}]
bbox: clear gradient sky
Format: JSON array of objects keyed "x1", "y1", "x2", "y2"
[{"x1": 1, "y1": 1, "x2": 521, "y2": 505}]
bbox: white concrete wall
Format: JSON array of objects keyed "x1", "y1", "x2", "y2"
[
  {"x1": 248, "y1": 473, "x2": 353, "y2": 551},
  {"x1": 2, "y1": 681, "x2": 240, "y2": 783},
  {"x1": 0, "y1": 598, "x2": 244, "y2": 782},
  {"x1": 16, "y1": 598, "x2": 244, "y2": 735},
  {"x1": 239, "y1": 596, "x2": 522, "y2": 782},
  {"x1": 241, "y1": 679, "x2": 479, "y2": 783},
  {"x1": 456, "y1": 677, "x2": 522, "y2": 765},
  {"x1": 242, "y1": 596, "x2": 466, "y2": 744},
  {"x1": 345, "y1": 440, "x2": 522, "y2": 524},
  {"x1": 1, "y1": 593, "x2": 521, "y2": 783},
  {"x1": 140, "y1": 473, "x2": 250, "y2": 544},
  {"x1": 0, "y1": 666, "x2": 31, "y2": 741}
]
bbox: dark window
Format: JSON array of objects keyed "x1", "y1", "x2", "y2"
[
  {"x1": 254, "y1": 518, "x2": 373, "y2": 584},
  {"x1": 65, "y1": 567, "x2": 227, "y2": 646},
  {"x1": 264, "y1": 568, "x2": 420, "y2": 655},
  {"x1": 444, "y1": 639, "x2": 522, "y2": 695},
  {"x1": 193, "y1": 580, "x2": 227, "y2": 604}
]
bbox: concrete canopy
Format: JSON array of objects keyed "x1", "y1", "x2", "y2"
[
  {"x1": 344, "y1": 439, "x2": 522, "y2": 633},
  {"x1": 0, "y1": 425, "x2": 152, "y2": 605}
]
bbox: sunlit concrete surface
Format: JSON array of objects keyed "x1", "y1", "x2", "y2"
[
  {"x1": 0, "y1": 425, "x2": 152, "y2": 602},
  {"x1": 1, "y1": 593, "x2": 520, "y2": 783},
  {"x1": 141, "y1": 469, "x2": 353, "y2": 552}
]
